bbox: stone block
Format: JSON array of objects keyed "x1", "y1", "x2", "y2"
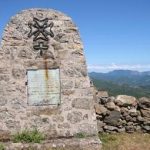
[
  {"x1": 78, "y1": 123, "x2": 97, "y2": 135},
  {"x1": 94, "y1": 104, "x2": 107, "y2": 115},
  {"x1": 67, "y1": 111, "x2": 82, "y2": 124},
  {"x1": 105, "y1": 101, "x2": 117, "y2": 110},
  {"x1": 52, "y1": 115, "x2": 64, "y2": 123},
  {"x1": 138, "y1": 97, "x2": 150, "y2": 109},
  {"x1": 61, "y1": 80, "x2": 74, "y2": 89},
  {"x1": 97, "y1": 91, "x2": 108, "y2": 98},
  {"x1": 72, "y1": 98, "x2": 91, "y2": 110},
  {"x1": 104, "y1": 111, "x2": 121, "y2": 126},
  {"x1": 58, "y1": 123, "x2": 70, "y2": 129},
  {"x1": 140, "y1": 109, "x2": 150, "y2": 118},
  {"x1": 115, "y1": 95, "x2": 137, "y2": 106}
]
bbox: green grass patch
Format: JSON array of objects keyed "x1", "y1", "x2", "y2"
[
  {"x1": 99, "y1": 133, "x2": 119, "y2": 150},
  {"x1": 100, "y1": 133, "x2": 117, "y2": 143},
  {"x1": 12, "y1": 129, "x2": 44, "y2": 143},
  {"x1": 0, "y1": 143, "x2": 5, "y2": 150},
  {"x1": 74, "y1": 132, "x2": 86, "y2": 138}
]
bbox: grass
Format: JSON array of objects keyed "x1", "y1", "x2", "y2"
[
  {"x1": 0, "y1": 143, "x2": 5, "y2": 150},
  {"x1": 74, "y1": 133, "x2": 86, "y2": 138},
  {"x1": 12, "y1": 129, "x2": 44, "y2": 143},
  {"x1": 99, "y1": 132, "x2": 150, "y2": 150}
]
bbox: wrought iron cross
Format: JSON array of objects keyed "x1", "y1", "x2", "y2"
[
  {"x1": 33, "y1": 41, "x2": 49, "y2": 56},
  {"x1": 28, "y1": 17, "x2": 54, "y2": 56}
]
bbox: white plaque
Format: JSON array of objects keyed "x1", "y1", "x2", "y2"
[{"x1": 27, "y1": 69, "x2": 60, "y2": 105}]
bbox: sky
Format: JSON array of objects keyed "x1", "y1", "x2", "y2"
[{"x1": 0, "y1": 0, "x2": 150, "y2": 72}]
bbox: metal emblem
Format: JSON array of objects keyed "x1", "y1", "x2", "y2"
[{"x1": 28, "y1": 18, "x2": 54, "y2": 56}]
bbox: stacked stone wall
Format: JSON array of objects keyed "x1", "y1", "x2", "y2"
[{"x1": 94, "y1": 90, "x2": 150, "y2": 133}]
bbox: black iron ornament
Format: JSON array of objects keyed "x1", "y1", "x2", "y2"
[
  {"x1": 28, "y1": 17, "x2": 54, "y2": 56},
  {"x1": 33, "y1": 41, "x2": 49, "y2": 56}
]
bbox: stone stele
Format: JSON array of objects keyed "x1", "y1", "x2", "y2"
[{"x1": 0, "y1": 8, "x2": 101, "y2": 148}]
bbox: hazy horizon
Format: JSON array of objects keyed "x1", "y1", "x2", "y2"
[
  {"x1": 88, "y1": 63, "x2": 150, "y2": 73},
  {"x1": 88, "y1": 70, "x2": 150, "y2": 73}
]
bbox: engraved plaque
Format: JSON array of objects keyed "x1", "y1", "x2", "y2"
[{"x1": 27, "y1": 69, "x2": 60, "y2": 105}]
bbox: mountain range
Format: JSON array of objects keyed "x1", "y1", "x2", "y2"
[{"x1": 89, "y1": 70, "x2": 150, "y2": 98}]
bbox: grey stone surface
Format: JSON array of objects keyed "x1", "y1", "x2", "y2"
[
  {"x1": 105, "y1": 101, "x2": 116, "y2": 110},
  {"x1": 138, "y1": 97, "x2": 150, "y2": 109},
  {"x1": 97, "y1": 91, "x2": 108, "y2": 98},
  {"x1": 125, "y1": 126, "x2": 135, "y2": 133},
  {"x1": 58, "y1": 123, "x2": 70, "y2": 129},
  {"x1": 72, "y1": 98, "x2": 91, "y2": 110},
  {"x1": 0, "y1": 96, "x2": 7, "y2": 106},
  {"x1": 94, "y1": 104, "x2": 108, "y2": 115},
  {"x1": 142, "y1": 125, "x2": 150, "y2": 131},
  {"x1": 140, "y1": 109, "x2": 150, "y2": 118},
  {"x1": 115, "y1": 95, "x2": 137, "y2": 106},
  {"x1": 67, "y1": 111, "x2": 83, "y2": 124},
  {"x1": 104, "y1": 125, "x2": 118, "y2": 131},
  {"x1": 128, "y1": 108, "x2": 138, "y2": 117},
  {"x1": 78, "y1": 123, "x2": 98, "y2": 135},
  {"x1": 104, "y1": 111, "x2": 121, "y2": 126}
]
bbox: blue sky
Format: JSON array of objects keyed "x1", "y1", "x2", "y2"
[{"x1": 0, "y1": 0, "x2": 150, "y2": 72}]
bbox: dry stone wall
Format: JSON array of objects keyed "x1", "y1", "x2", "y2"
[
  {"x1": 0, "y1": 9, "x2": 98, "y2": 139},
  {"x1": 94, "y1": 90, "x2": 150, "y2": 133}
]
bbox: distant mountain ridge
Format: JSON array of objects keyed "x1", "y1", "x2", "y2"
[
  {"x1": 89, "y1": 70, "x2": 150, "y2": 98},
  {"x1": 90, "y1": 70, "x2": 150, "y2": 77},
  {"x1": 89, "y1": 70, "x2": 150, "y2": 87},
  {"x1": 101, "y1": 70, "x2": 150, "y2": 76}
]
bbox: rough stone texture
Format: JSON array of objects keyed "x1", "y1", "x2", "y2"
[
  {"x1": 138, "y1": 97, "x2": 150, "y2": 109},
  {"x1": 115, "y1": 95, "x2": 137, "y2": 106},
  {"x1": 140, "y1": 109, "x2": 150, "y2": 118},
  {"x1": 103, "y1": 125, "x2": 118, "y2": 131},
  {"x1": 0, "y1": 8, "x2": 98, "y2": 140},
  {"x1": 95, "y1": 90, "x2": 150, "y2": 133},
  {"x1": 105, "y1": 101, "x2": 117, "y2": 110},
  {"x1": 0, "y1": 137, "x2": 102, "y2": 150},
  {"x1": 72, "y1": 98, "x2": 91, "y2": 110},
  {"x1": 67, "y1": 111, "x2": 83, "y2": 124},
  {"x1": 97, "y1": 91, "x2": 108, "y2": 98},
  {"x1": 94, "y1": 104, "x2": 108, "y2": 115},
  {"x1": 104, "y1": 111, "x2": 121, "y2": 126}
]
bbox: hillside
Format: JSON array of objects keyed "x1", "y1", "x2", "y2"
[{"x1": 89, "y1": 70, "x2": 150, "y2": 98}]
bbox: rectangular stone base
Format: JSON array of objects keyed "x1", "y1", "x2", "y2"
[{"x1": 2, "y1": 136, "x2": 102, "y2": 150}]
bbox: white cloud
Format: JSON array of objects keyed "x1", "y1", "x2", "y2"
[{"x1": 88, "y1": 63, "x2": 150, "y2": 72}]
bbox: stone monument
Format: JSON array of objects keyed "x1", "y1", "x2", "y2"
[{"x1": 0, "y1": 9, "x2": 101, "y2": 149}]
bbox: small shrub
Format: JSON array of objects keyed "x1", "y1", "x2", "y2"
[
  {"x1": 74, "y1": 132, "x2": 86, "y2": 138},
  {"x1": 0, "y1": 143, "x2": 5, "y2": 150},
  {"x1": 12, "y1": 129, "x2": 44, "y2": 143}
]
